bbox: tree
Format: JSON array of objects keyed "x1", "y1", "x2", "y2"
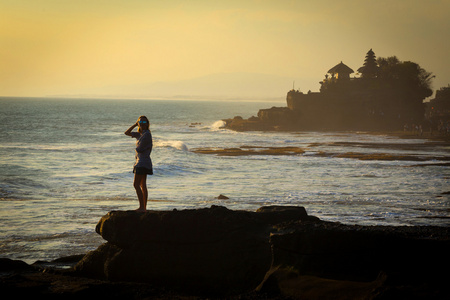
[
  {"x1": 376, "y1": 56, "x2": 400, "y2": 80},
  {"x1": 377, "y1": 56, "x2": 434, "y2": 98}
]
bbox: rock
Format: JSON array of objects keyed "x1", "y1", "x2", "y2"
[
  {"x1": 0, "y1": 268, "x2": 171, "y2": 299},
  {"x1": 75, "y1": 205, "x2": 311, "y2": 295},
  {"x1": 0, "y1": 258, "x2": 34, "y2": 273},
  {"x1": 72, "y1": 205, "x2": 450, "y2": 298},
  {"x1": 222, "y1": 117, "x2": 267, "y2": 131},
  {"x1": 217, "y1": 194, "x2": 229, "y2": 199},
  {"x1": 2, "y1": 205, "x2": 450, "y2": 299},
  {"x1": 258, "y1": 221, "x2": 450, "y2": 298},
  {"x1": 222, "y1": 107, "x2": 297, "y2": 131},
  {"x1": 256, "y1": 266, "x2": 387, "y2": 299},
  {"x1": 193, "y1": 146, "x2": 306, "y2": 156},
  {"x1": 257, "y1": 107, "x2": 295, "y2": 124}
]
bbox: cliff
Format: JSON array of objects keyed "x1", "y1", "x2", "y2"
[{"x1": 224, "y1": 83, "x2": 429, "y2": 132}]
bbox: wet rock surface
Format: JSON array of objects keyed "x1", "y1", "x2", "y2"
[
  {"x1": 1, "y1": 205, "x2": 449, "y2": 299},
  {"x1": 75, "y1": 206, "x2": 308, "y2": 295}
]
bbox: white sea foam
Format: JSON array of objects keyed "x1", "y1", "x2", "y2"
[
  {"x1": 210, "y1": 120, "x2": 226, "y2": 130},
  {"x1": 154, "y1": 140, "x2": 188, "y2": 151}
]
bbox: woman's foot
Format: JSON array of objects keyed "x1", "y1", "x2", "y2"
[{"x1": 135, "y1": 208, "x2": 146, "y2": 212}]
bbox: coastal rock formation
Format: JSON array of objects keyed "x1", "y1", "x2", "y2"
[
  {"x1": 223, "y1": 108, "x2": 297, "y2": 131},
  {"x1": 267, "y1": 222, "x2": 449, "y2": 282},
  {"x1": 75, "y1": 205, "x2": 311, "y2": 295},
  {"x1": 2, "y1": 206, "x2": 449, "y2": 299},
  {"x1": 258, "y1": 221, "x2": 450, "y2": 299},
  {"x1": 192, "y1": 145, "x2": 305, "y2": 156},
  {"x1": 73, "y1": 205, "x2": 449, "y2": 298}
]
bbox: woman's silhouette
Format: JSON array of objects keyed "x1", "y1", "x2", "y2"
[{"x1": 124, "y1": 115, "x2": 153, "y2": 212}]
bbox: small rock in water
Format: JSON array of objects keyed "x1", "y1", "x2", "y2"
[{"x1": 217, "y1": 194, "x2": 229, "y2": 199}]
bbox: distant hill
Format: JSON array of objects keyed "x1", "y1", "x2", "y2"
[{"x1": 77, "y1": 72, "x2": 318, "y2": 100}]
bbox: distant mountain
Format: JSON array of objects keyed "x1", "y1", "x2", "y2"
[{"x1": 92, "y1": 72, "x2": 318, "y2": 100}]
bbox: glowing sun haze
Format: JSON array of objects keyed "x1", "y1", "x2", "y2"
[{"x1": 1, "y1": 0, "x2": 449, "y2": 99}]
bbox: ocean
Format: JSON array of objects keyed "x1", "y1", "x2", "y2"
[{"x1": 0, "y1": 97, "x2": 449, "y2": 264}]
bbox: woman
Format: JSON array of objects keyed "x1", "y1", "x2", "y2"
[{"x1": 124, "y1": 115, "x2": 153, "y2": 212}]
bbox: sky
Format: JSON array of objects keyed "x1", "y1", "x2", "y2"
[{"x1": 1, "y1": 0, "x2": 449, "y2": 100}]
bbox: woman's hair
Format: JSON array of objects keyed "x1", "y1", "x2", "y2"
[{"x1": 137, "y1": 115, "x2": 150, "y2": 133}]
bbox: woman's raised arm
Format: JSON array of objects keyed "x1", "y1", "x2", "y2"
[{"x1": 124, "y1": 122, "x2": 138, "y2": 136}]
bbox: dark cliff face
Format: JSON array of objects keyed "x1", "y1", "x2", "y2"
[
  {"x1": 225, "y1": 81, "x2": 430, "y2": 132},
  {"x1": 287, "y1": 79, "x2": 428, "y2": 131}
]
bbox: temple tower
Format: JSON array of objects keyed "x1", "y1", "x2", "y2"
[{"x1": 357, "y1": 49, "x2": 379, "y2": 78}]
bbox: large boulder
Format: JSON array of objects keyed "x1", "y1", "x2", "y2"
[{"x1": 75, "y1": 205, "x2": 310, "y2": 295}]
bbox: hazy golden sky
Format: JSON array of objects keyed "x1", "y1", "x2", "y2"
[{"x1": 1, "y1": 0, "x2": 449, "y2": 99}]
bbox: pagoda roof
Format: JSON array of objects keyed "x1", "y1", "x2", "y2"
[{"x1": 328, "y1": 61, "x2": 354, "y2": 74}]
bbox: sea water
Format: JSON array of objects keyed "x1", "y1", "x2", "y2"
[{"x1": 0, "y1": 97, "x2": 449, "y2": 264}]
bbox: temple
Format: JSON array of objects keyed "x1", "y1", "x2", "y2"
[
  {"x1": 284, "y1": 49, "x2": 430, "y2": 130},
  {"x1": 225, "y1": 49, "x2": 440, "y2": 132}
]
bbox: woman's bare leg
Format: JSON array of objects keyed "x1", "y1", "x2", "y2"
[
  {"x1": 141, "y1": 175, "x2": 148, "y2": 210},
  {"x1": 133, "y1": 174, "x2": 147, "y2": 212}
]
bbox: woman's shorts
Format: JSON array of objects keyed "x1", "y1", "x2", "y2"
[{"x1": 133, "y1": 166, "x2": 153, "y2": 175}]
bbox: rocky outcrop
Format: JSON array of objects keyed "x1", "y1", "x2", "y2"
[
  {"x1": 75, "y1": 205, "x2": 311, "y2": 295},
  {"x1": 223, "y1": 107, "x2": 297, "y2": 131},
  {"x1": 262, "y1": 221, "x2": 450, "y2": 298},
  {"x1": 286, "y1": 222, "x2": 447, "y2": 277},
  {"x1": 3, "y1": 206, "x2": 448, "y2": 299},
  {"x1": 72, "y1": 205, "x2": 450, "y2": 298}
]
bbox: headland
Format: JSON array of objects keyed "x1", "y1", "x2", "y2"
[{"x1": 223, "y1": 49, "x2": 450, "y2": 138}]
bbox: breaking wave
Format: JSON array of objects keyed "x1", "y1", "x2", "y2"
[
  {"x1": 210, "y1": 120, "x2": 226, "y2": 131},
  {"x1": 154, "y1": 140, "x2": 188, "y2": 151}
]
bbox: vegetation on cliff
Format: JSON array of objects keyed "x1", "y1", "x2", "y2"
[
  {"x1": 426, "y1": 85, "x2": 450, "y2": 132},
  {"x1": 376, "y1": 56, "x2": 434, "y2": 99}
]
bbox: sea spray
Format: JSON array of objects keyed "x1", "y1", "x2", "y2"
[
  {"x1": 211, "y1": 120, "x2": 226, "y2": 130},
  {"x1": 154, "y1": 140, "x2": 188, "y2": 151}
]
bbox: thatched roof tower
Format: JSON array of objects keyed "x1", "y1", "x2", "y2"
[{"x1": 327, "y1": 61, "x2": 354, "y2": 79}]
